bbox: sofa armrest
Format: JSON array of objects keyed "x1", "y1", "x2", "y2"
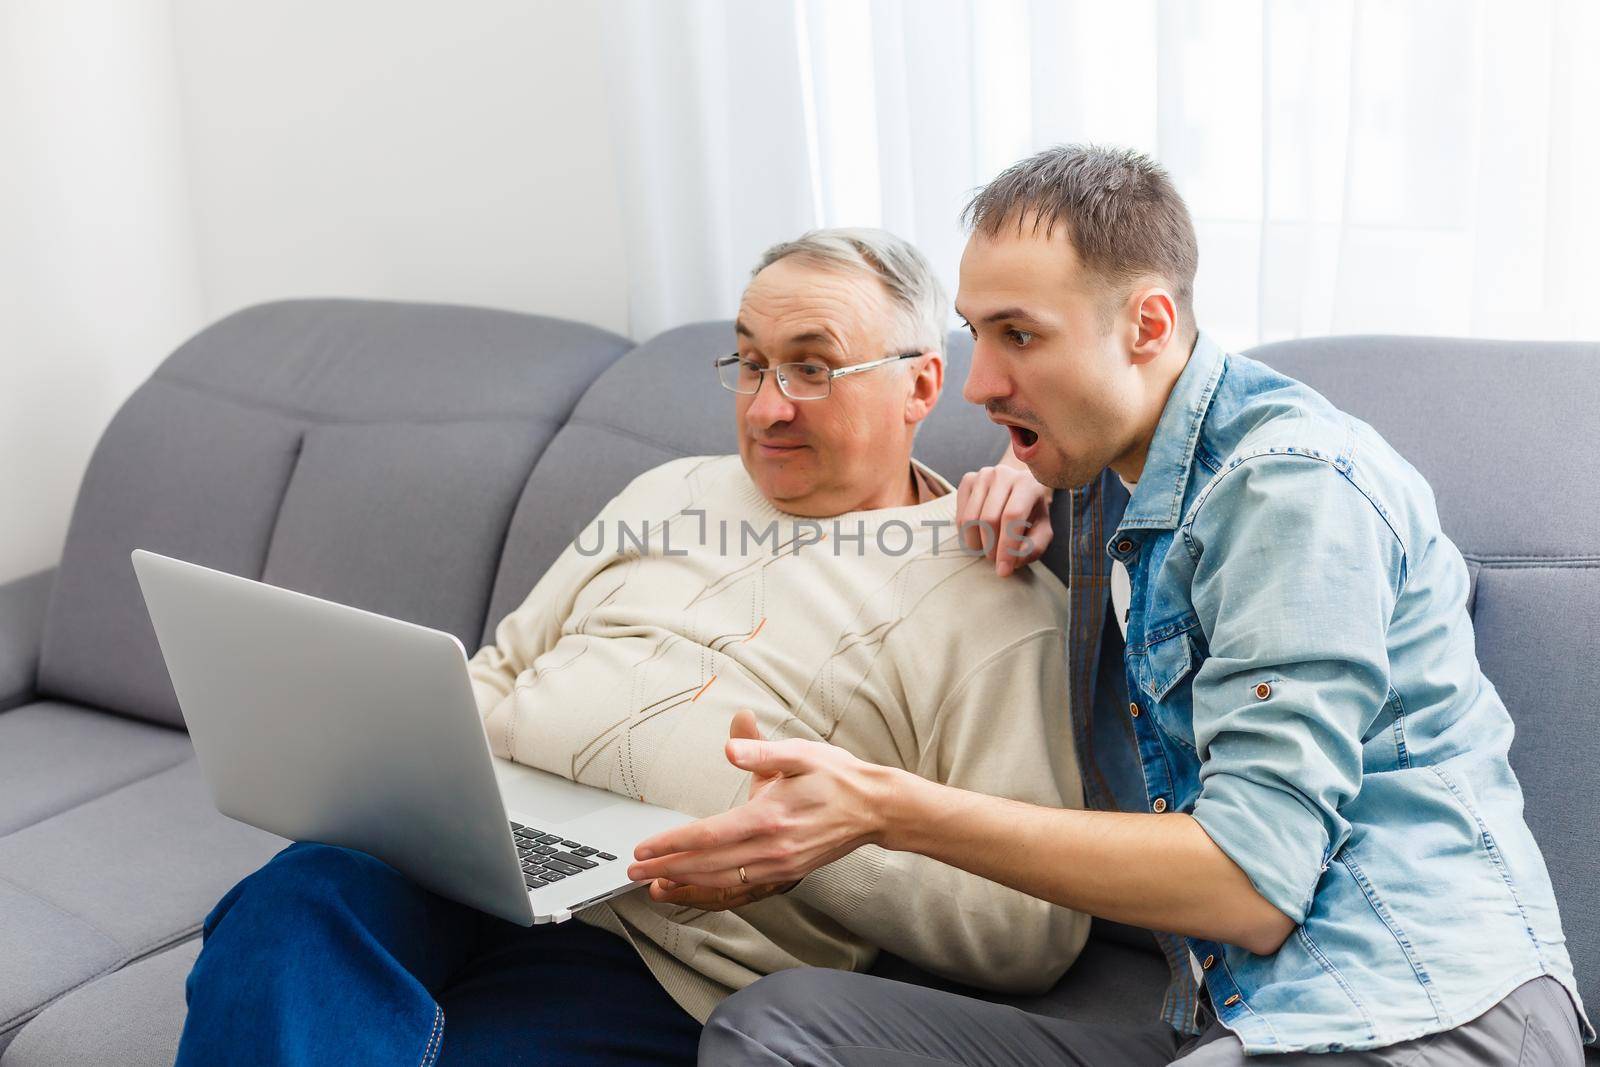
[{"x1": 0, "y1": 566, "x2": 56, "y2": 713}]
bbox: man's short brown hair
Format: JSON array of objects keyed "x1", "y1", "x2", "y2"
[{"x1": 962, "y1": 144, "x2": 1199, "y2": 332}]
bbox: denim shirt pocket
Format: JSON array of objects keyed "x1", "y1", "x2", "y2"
[{"x1": 1137, "y1": 625, "x2": 1203, "y2": 753}]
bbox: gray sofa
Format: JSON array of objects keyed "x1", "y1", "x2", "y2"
[{"x1": 0, "y1": 299, "x2": 1593, "y2": 1064}]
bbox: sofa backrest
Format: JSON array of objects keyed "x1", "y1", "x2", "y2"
[
  {"x1": 1250, "y1": 335, "x2": 1600, "y2": 1016},
  {"x1": 35, "y1": 299, "x2": 633, "y2": 727}
]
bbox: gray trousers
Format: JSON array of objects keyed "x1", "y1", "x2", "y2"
[{"x1": 699, "y1": 969, "x2": 1585, "y2": 1066}]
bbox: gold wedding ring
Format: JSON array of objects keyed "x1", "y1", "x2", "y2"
[{"x1": 738, "y1": 865, "x2": 750, "y2": 885}]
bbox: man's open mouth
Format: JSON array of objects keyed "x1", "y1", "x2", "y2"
[{"x1": 1012, "y1": 427, "x2": 1038, "y2": 448}]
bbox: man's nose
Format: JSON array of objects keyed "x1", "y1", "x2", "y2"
[
  {"x1": 962, "y1": 341, "x2": 1008, "y2": 408},
  {"x1": 744, "y1": 371, "x2": 797, "y2": 428}
]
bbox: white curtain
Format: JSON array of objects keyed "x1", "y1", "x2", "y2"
[
  {"x1": 3, "y1": 1, "x2": 1595, "y2": 584},
  {"x1": 603, "y1": 0, "x2": 1600, "y2": 346}
]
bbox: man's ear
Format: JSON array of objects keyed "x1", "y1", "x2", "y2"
[
  {"x1": 904, "y1": 352, "x2": 943, "y2": 426},
  {"x1": 1128, "y1": 287, "x2": 1179, "y2": 367}
]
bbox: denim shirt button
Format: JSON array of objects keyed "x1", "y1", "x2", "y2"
[
  {"x1": 1117, "y1": 539, "x2": 1134, "y2": 553},
  {"x1": 1224, "y1": 994, "x2": 1241, "y2": 1007},
  {"x1": 1152, "y1": 797, "x2": 1168, "y2": 813},
  {"x1": 1254, "y1": 681, "x2": 1272, "y2": 700},
  {"x1": 1129, "y1": 701, "x2": 1141, "y2": 718},
  {"x1": 1202, "y1": 953, "x2": 1215, "y2": 969}
]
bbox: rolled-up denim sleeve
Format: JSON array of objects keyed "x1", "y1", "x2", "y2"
[{"x1": 1185, "y1": 453, "x2": 1406, "y2": 924}]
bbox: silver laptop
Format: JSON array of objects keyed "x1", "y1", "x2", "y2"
[{"x1": 130, "y1": 549, "x2": 694, "y2": 926}]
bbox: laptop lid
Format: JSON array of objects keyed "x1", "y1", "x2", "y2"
[{"x1": 130, "y1": 549, "x2": 538, "y2": 924}]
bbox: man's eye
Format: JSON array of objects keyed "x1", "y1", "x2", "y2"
[
  {"x1": 1006, "y1": 328, "x2": 1034, "y2": 347},
  {"x1": 791, "y1": 363, "x2": 829, "y2": 380}
]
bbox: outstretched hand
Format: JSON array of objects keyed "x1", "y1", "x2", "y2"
[
  {"x1": 631, "y1": 707, "x2": 893, "y2": 909},
  {"x1": 641, "y1": 709, "x2": 795, "y2": 910}
]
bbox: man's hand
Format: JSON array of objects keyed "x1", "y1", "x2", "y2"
[
  {"x1": 956, "y1": 460, "x2": 1054, "y2": 577},
  {"x1": 643, "y1": 709, "x2": 797, "y2": 909},
  {"x1": 634, "y1": 713, "x2": 1297, "y2": 954},
  {"x1": 630, "y1": 709, "x2": 893, "y2": 894}
]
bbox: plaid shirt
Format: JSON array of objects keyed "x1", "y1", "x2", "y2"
[{"x1": 1061, "y1": 471, "x2": 1202, "y2": 1035}]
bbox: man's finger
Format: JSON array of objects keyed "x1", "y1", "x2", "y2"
[
  {"x1": 979, "y1": 479, "x2": 1016, "y2": 566},
  {"x1": 996, "y1": 489, "x2": 1035, "y2": 576},
  {"x1": 634, "y1": 848, "x2": 797, "y2": 886},
  {"x1": 958, "y1": 468, "x2": 994, "y2": 552},
  {"x1": 630, "y1": 841, "x2": 774, "y2": 883},
  {"x1": 725, "y1": 737, "x2": 820, "y2": 778},
  {"x1": 646, "y1": 878, "x2": 783, "y2": 911},
  {"x1": 728, "y1": 707, "x2": 761, "y2": 743},
  {"x1": 631, "y1": 831, "x2": 803, "y2": 883},
  {"x1": 632, "y1": 803, "x2": 767, "y2": 863},
  {"x1": 648, "y1": 879, "x2": 746, "y2": 907}
]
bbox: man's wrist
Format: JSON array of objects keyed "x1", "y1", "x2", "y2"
[{"x1": 868, "y1": 764, "x2": 931, "y2": 853}]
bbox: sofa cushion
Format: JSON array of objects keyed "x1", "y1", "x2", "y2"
[
  {"x1": 36, "y1": 299, "x2": 634, "y2": 729},
  {"x1": 0, "y1": 938, "x2": 196, "y2": 1067},
  {"x1": 0, "y1": 878, "x2": 123, "y2": 1058},
  {"x1": 35, "y1": 384, "x2": 304, "y2": 728},
  {"x1": 258, "y1": 419, "x2": 548, "y2": 655},
  {"x1": 482, "y1": 322, "x2": 1007, "y2": 644},
  {"x1": 0, "y1": 759, "x2": 284, "y2": 1046},
  {"x1": 0, "y1": 702, "x2": 191, "y2": 837}
]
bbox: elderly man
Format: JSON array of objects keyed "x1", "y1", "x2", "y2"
[{"x1": 172, "y1": 228, "x2": 1090, "y2": 1066}]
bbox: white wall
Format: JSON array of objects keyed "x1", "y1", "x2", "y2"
[
  {"x1": 170, "y1": 0, "x2": 629, "y2": 332},
  {"x1": 0, "y1": 0, "x2": 206, "y2": 586},
  {"x1": 0, "y1": 0, "x2": 628, "y2": 584}
]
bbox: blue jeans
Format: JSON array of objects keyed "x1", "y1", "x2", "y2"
[{"x1": 175, "y1": 840, "x2": 701, "y2": 1066}]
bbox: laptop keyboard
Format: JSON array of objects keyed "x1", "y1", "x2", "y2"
[{"x1": 509, "y1": 821, "x2": 618, "y2": 890}]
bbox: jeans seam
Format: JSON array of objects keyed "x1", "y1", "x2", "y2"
[
  {"x1": 1430, "y1": 766, "x2": 1547, "y2": 968},
  {"x1": 1214, "y1": 954, "x2": 1284, "y2": 1049},
  {"x1": 419, "y1": 1002, "x2": 444, "y2": 1067},
  {"x1": 1337, "y1": 851, "x2": 1445, "y2": 1020},
  {"x1": 1296, "y1": 927, "x2": 1378, "y2": 1040},
  {"x1": 1387, "y1": 686, "x2": 1411, "y2": 769}
]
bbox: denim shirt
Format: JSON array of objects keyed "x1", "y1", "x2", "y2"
[{"x1": 1067, "y1": 331, "x2": 1593, "y2": 1054}]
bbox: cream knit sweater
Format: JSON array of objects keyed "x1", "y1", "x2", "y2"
[{"x1": 467, "y1": 454, "x2": 1087, "y2": 1022}]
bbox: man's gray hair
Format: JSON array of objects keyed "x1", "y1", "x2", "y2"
[{"x1": 751, "y1": 227, "x2": 948, "y2": 358}]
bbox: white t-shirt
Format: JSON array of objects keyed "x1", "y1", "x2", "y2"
[
  {"x1": 1110, "y1": 476, "x2": 1136, "y2": 642},
  {"x1": 1112, "y1": 475, "x2": 1207, "y2": 994}
]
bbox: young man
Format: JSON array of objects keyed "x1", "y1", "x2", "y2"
[
  {"x1": 631, "y1": 147, "x2": 1593, "y2": 1064},
  {"x1": 172, "y1": 228, "x2": 1089, "y2": 1066}
]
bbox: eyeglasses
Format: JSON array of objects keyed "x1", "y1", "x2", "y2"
[{"x1": 713, "y1": 351, "x2": 923, "y2": 401}]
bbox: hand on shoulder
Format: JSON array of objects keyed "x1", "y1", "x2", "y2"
[{"x1": 955, "y1": 463, "x2": 1055, "y2": 577}]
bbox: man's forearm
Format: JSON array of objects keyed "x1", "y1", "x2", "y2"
[{"x1": 876, "y1": 767, "x2": 1295, "y2": 955}]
